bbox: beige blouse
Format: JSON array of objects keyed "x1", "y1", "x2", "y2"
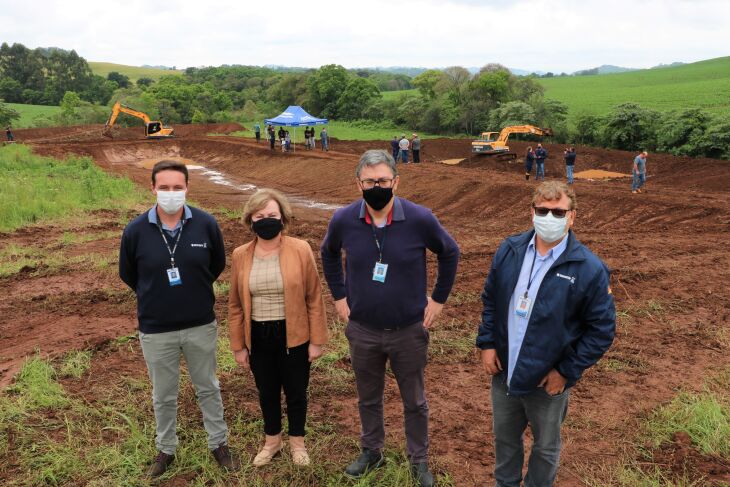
[{"x1": 249, "y1": 254, "x2": 286, "y2": 321}]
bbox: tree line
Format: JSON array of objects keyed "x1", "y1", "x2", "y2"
[{"x1": 1, "y1": 42, "x2": 728, "y2": 159}]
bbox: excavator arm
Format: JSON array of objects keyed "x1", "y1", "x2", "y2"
[
  {"x1": 103, "y1": 101, "x2": 174, "y2": 139},
  {"x1": 497, "y1": 125, "x2": 553, "y2": 144}
]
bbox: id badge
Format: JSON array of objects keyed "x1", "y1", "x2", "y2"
[
  {"x1": 515, "y1": 295, "x2": 531, "y2": 318},
  {"x1": 167, "y1": 267, "x2": 182, "y2": 286},
  {"x1": 372, "y1": 262, "x2": 388, "y2": 283}
]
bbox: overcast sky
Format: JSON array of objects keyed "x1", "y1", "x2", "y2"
[{"x1": 1, "y1": 0, "x2": 728, "y2": 73}]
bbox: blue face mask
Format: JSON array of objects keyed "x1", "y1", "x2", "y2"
[{"x1": 533, "y1": 212, "x2": 568, "y2": 243}]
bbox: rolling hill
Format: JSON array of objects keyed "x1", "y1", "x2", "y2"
[
  {"x1": 88, "y1": 62, "x2": 183, "y2": 82},
  {"x1": 539, "y1": 56, "x2": 730, "y2": 123}
]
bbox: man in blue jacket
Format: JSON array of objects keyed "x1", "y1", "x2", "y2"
[
  {"x1": 535, "y1": 144, "x2": 548, "y2": 181},
  {"x1": 321, "y1": 150, "x2": 460, "y2": 487},
  {"x1": 119, "y1": 161, "x2": 238, "y2": 477},
  {"x1": 476, "y1": 181, "x2": 615, "y2": 487}
]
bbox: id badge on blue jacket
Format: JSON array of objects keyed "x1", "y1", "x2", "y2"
[
  {"x1": 372, "y1": 262, "x2": 388, "y2": 283},
  {"x1": 167, "y1": 267, "x2": 182, "y2": 286},
  {"x1": 515, "y1": 295, "x2": 531, "y2": 318}
]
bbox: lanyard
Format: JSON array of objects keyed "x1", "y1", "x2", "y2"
[
  {"x1": 368, "y1": 214, "x2": 387, "y2": 263},
  {"x1": 156, "y1": 219, "x2": 185, "y2": 268},
  {"x1": 523, "y1": 246, "x2": 542, "y2": 299}
]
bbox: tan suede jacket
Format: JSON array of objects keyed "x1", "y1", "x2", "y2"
[{"x1": 228, "y1": 235, "x2": 328, "y2": 351}]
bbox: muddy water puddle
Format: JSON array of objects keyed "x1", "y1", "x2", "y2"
[{"x1": 138, "y1": 157, "x2": 341, "y2": 210}]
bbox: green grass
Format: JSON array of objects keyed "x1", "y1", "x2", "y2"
[
  {"x1": 88, "y1": 61, "x2": 183, "y2": 82},
  {"x1": 236, "y1": 119, "x2": 443, "y2": 142},
  {"x1": 6, "y1": 103, "x2": 62, "y2": 128},
  {"x1": 539, "y1": 56, "x2": 730, "y2": 124},
  {"x1": 381, "y1": 89, "x2": 418, "y2": 100},
  {"x1": 0, "y1": 144, "x2": 145, "y2": 232}
]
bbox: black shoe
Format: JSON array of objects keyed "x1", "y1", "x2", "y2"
[
  {"x1": 410, "y1": 461, "x2": 435, "y2": 487},
  {"x1": 344, "y1": 448, "x2": 385, "y2": 478},
  {"x1": 146, "y1": 451, "x2": 174, "y2": 478},
  {"x1": 212, "y1": 443, "x2": 240, "y2": 471}
]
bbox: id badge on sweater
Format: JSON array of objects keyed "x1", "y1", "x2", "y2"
[
  {"x1": 167, "y1": 267, "x2": 182, "y2": 286},
  {"x1": 372, "y1": 262, "x2": 388, "y2": 283}
]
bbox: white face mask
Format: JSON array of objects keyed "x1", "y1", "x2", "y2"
[
  {"x1": 533, "y1": 212, "x2": 568, "y2": 244},
  {"x1": 157, "y1": 190, "x2": 186, "y2": 215}
]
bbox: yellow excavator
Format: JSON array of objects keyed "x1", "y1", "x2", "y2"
[
  {"x1": 103, "y1": 101, "x2": 175, "y2": 139},
  {"x1": 471, "y1": 125, "x2": 552, "y2": 160}
]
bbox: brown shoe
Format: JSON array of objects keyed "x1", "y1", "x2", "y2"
[
  {"x1": 146, "y1": 451, "x2": 174, "y2": 478},
  {"x1": 212, "y1": 443, "x2": 240, "y2": 471}
]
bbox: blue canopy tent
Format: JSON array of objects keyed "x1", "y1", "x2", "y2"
[{"x1": 264, "y1": 106, "x2": 328, "y2": 152}]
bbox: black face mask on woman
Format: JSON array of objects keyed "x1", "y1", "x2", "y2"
[
  {"x1": 252, "y1": 217, "x2": 283, "y2": 240},
  {"x1": 362, "y1": 186, "x2": 393, "y2": 211}
]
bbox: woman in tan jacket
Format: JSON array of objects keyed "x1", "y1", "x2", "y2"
[{"x1": 228, "y1": 188, "x2": 327, "y2": 467}]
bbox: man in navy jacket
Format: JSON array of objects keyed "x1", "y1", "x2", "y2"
[{"x1": 476, "y1": 181, "x2": 615, "y2": 486}]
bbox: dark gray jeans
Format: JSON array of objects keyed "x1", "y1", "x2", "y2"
[
  {"x1": 346, "y1": 320, "x2": 430, "y2": 463},
  {"x1": 491, "y1": 375, "x2": 570, "y2": 487}
]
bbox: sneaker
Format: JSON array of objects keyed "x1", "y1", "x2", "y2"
[
  {"x1": 211, "y1": 443, "x2": 240, "y2": 471},
  {"x1": 344, "y1": 448, "x2": 385, "y2": 478},
  {"x1": 410, "y1": 461, "x2": 435, "y2": 487},
  {"x1": 632, "y1": 190, "x2": 638, "y2": 194},
  {"x1": 146, "y1": 451, "x2": 174, "y2": 478}
]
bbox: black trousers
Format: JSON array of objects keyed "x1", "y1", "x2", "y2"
[
  {"x1": 413, "y1": 149, "x2": 420, "y2": 163},
  {"x1": 249, "y1": 320, "x2": 310, "y2": 436}
]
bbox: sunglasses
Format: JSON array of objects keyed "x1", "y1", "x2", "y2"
[{"x1": 533, "y1": 206, "x2": 572, "y2": 218}]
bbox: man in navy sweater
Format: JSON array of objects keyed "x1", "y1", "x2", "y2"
[
  {"x1": 321, "y1": 150, "x2": 460, "y2": 487},
  {"x1": 119, "y1": 160, "x2": 238, "y2": 477},
  {"x1": 477, "y1": 181, "x2": 615, "y2": 486}
]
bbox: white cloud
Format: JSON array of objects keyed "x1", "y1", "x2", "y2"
[{"x1": 1, "y1": 0, "x2": 728, "y2": 72}]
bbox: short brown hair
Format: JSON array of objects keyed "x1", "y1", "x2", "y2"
[
  {"x1": 532, "y1": 181, "x2": 577, "y2": 210},
  {"x1": 152, "y1": 160, "x2": 188, "y2": 185},
  {"x1": 242, "y1": 188, "x2": 293, "y2": 229}
]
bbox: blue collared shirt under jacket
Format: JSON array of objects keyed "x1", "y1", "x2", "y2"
[
  {"x1": 507, "y1": 233, "x2": 568, "y2": 386},
  {"x1": 476, "y1": 230, "x2": 615, "y2": 396}
]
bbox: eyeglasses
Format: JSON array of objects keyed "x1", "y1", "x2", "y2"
[
  {"x1": 360, "y1": 178, "x2": 395, "y2": 189},
  {"x1": 533, "y1": 206, "x2": 572, "y2": 218}
]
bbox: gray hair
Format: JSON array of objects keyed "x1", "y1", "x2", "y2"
[{"x1": 355, "y1": 149, "x2": 398, "y2": 178}]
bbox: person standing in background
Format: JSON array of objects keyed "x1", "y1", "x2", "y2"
[
  {"x1": 411, "y1": 134, "x2": 421, "y2": 164},
  {"x1": 564, "y1": 147, "x2": 576, "y2": 185}
]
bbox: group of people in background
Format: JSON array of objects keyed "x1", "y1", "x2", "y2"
[
  {"x1": 525, "y1": 144, "x2": 648, "y2": 193},
  {"x1": 119, "y1": 150, "x2": 615, "y2": 487},
  {"x1": 259, "y1": 124, "x2": 328, "y2": 152},
  {"x1": 391, "y1": 133, "x2": 421, "y2": 164}
]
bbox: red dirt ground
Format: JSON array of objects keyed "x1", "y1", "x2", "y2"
[{"x1": 2, "y1": 124, "x2": 729, "y2": 485}]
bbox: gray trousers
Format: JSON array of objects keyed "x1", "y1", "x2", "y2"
[
  {"x1": 139, "y1": 321, "x2": 228, "y2": 454},
  {"x1": 491, "y1": 375, "x2": 570, "y2": 487},
  {"x1": 345, "y1": 320, "x2": 430, "y2": 463}
]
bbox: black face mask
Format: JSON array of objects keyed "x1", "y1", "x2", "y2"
[
  {"x1": 252, "y1": 218, "x2": 283, "y2": 240},
  {"x1": 362, "y1": 186, "x2": 393, "y2": 211}
]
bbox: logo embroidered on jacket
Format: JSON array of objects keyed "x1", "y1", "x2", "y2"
[
  {"x1": 190, "y1": 243, "x2": 207, "y2": 248},
  {"x1": 556, "y1": 273, "x2": 575, "y2": 284}
]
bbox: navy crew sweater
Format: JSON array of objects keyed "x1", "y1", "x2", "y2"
[
  {"x1": 321, "y1": 197, "x2": 460, "y2": 329},
  {"x1": 119, "y1": 206, "x2": 226, "y2": 333}
]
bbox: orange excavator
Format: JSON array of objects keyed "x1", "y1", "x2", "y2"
[
  {"x1": 103, "y1": 101, "x2": 175, "y2": 139},
  {"x1": 442, "y1": 125, "x2": 552, "y2": 164}
]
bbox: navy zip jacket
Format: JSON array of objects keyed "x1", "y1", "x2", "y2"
[
  {"x1": 476, "y1": 230, "x2": 615, "y2": 396},
  {"x1": 535, "y1": 147, "x2": 548, "y2": 161},
  {"x1": 119, "y1": 206, "x2": 226, "y2": 333},
  {"x1": 321, "y1": 197, "x2": 460, "y2": 329}
]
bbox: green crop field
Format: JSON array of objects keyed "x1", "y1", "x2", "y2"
[
  {"x1": 539, "y1": 56, "x2": 730, "y2": 123},
  {"x1": 88, "y1": 62, "x2": 183, "y2": 82},
  {"x1": 382, "y1": 88, "x2": 418, "y2": 100},
  {"x1": 7, "y1": 103, "x2": 62, "y2": 128}
]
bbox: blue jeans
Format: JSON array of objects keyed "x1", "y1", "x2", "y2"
[
  {"x1": 566, "y1": 165, "x2": 574, "y2": 184},
  {"x1": 536, "y1": 162, "x2": 545, "y2": 180},
  {"x1": 632, "y1": 171, "x2": 646, "y2": 191},
  {"x1": 401, "y1": 149, "x2": 409, "y2": 163},
  {"x1": 491, "y1": 375, "x2": 569, "y2": 487}
]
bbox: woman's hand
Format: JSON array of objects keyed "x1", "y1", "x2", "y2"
[
  {"x1": 308, "y1": 344, "x2": 323, "y2": 363},
  {"x1": 233, "y1": 349, "x2": 250, "y2": 369}
]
